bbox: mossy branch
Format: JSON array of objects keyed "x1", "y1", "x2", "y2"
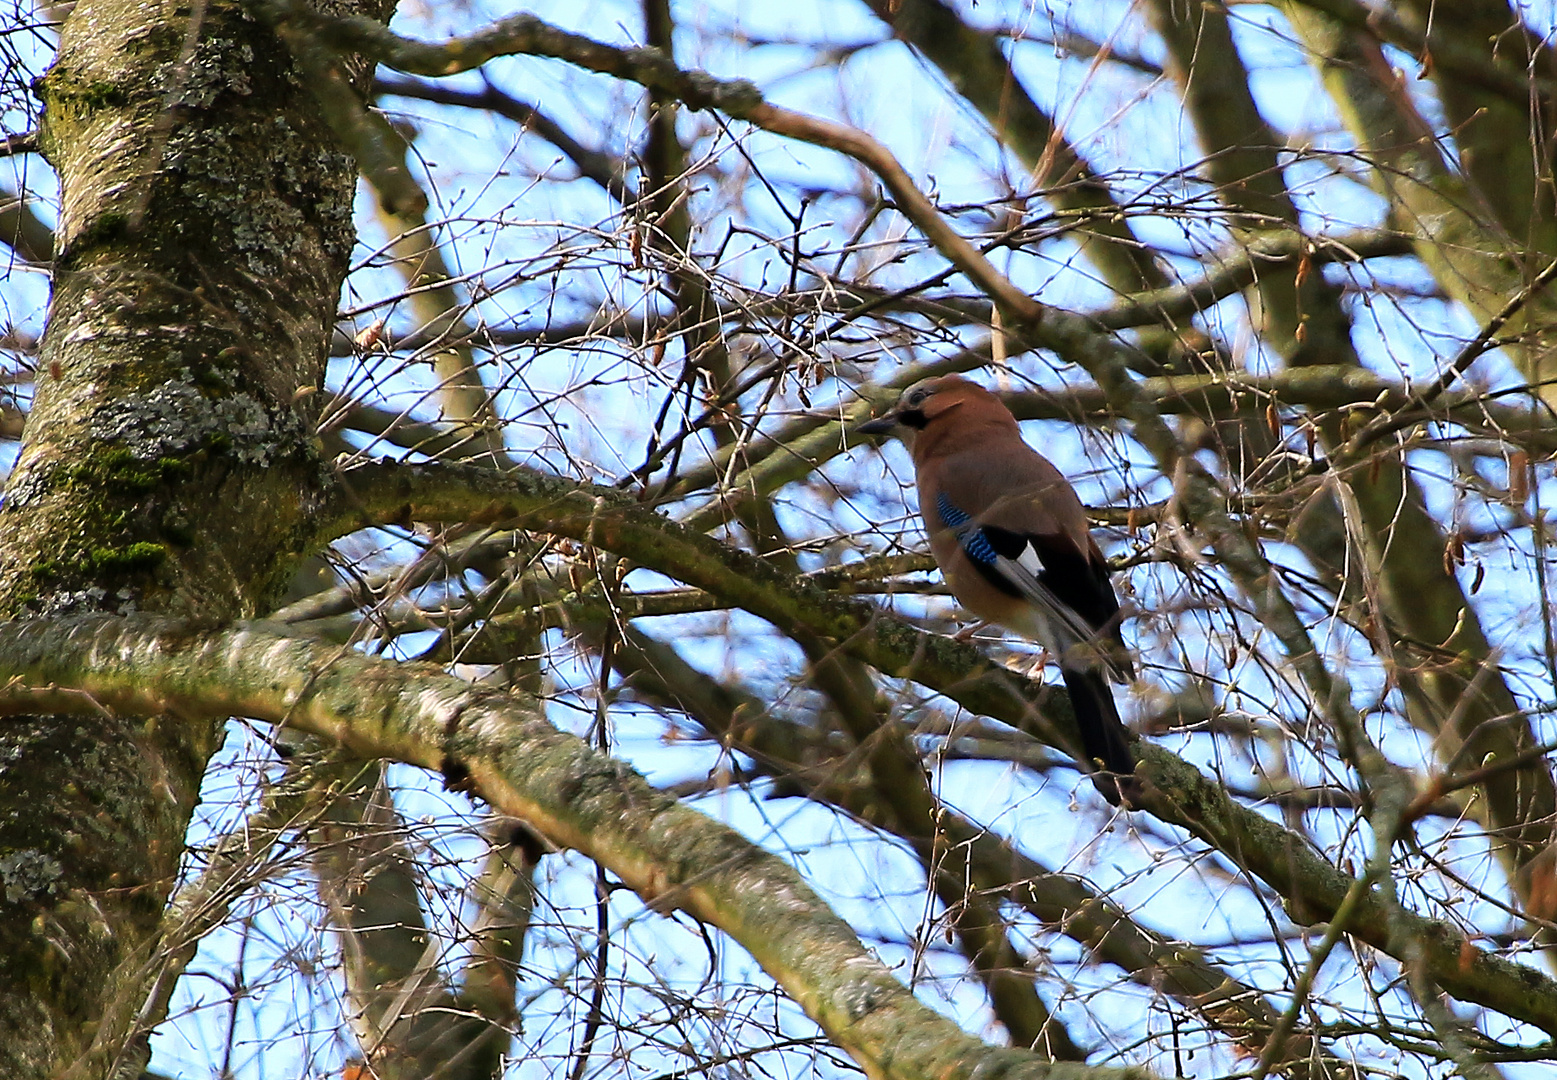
[
  {"x1": 0, "y1": 613, "x2": 1150, "y2": 1080},
  {"x1": 310, "y1": 455, "x2": 1557, "y2": 1034}
]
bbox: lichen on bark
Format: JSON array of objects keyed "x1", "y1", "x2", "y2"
[{"x1": 0, "y1": 0, "x2": 390, "y2": 1070}]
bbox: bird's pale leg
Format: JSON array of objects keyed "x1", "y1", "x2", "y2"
[
  {"x1": 952, "y1": 619, "x2": 991, "y2": 643},
  {"x1": 1026, "y1": 650, "x2": 1051, "y2": 680}
]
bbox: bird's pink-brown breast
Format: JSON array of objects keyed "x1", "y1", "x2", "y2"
[{"x1": 917, "y1": 443, "x2": 1090, "y2": 631}]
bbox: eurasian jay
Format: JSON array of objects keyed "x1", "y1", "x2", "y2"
[{"x1": 857, "y1": 375, "x2": 1138, "y2": 804}]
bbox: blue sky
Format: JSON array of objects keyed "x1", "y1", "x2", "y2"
[{"x1": 7, "y1": 0, "x2": 1557, "y2": 1076}]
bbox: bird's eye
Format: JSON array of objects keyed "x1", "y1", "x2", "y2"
[{"x1": 906, "y1": 389, "x2": 929, "y2": 408}]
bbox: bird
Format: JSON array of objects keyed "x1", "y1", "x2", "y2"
[{"x1": 857, "y1": 374, "x2": 1139, "y2": 804}]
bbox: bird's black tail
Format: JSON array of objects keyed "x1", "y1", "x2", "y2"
[{"x1": 1060, "y1": 665, "x2": 1139, "y2": 806}]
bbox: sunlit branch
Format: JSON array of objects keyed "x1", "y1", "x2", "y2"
[
  {"x1": 0, "y1": 614, "x2": 1150, "y2": 1080},
  {"x1": 1283, "y1": 0, "x2": 1553, "y2": 105},
  {"x1": 308, "y1": 455, "x2": 1557, "y2": 1033}
]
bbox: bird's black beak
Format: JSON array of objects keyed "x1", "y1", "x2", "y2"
[{"x1": 855, "y1": 413, "x2": 898, "y2": 436}]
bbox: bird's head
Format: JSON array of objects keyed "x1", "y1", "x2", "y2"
[{"x1": 856, "y1": 375, "x2": 1009, "y2": 444}]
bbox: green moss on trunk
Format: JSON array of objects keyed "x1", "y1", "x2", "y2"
[{"x1": 0, "y1": 0, "x2": 390, "y2": 1070}]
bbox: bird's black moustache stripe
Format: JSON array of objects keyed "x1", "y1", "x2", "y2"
[{"x1": 898, "y1": 408, "x2": 928, "y2": 429}]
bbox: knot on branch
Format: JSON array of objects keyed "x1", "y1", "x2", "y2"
[{"x1": 679, "y1": 71, "x2": 762, "y2": 115}]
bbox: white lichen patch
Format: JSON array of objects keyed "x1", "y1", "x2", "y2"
[
  {"x1": 457, "y1": 707, "x2": 519, "y2": 744},
  {"x1": 413, "y1": 683, "x2": 471, "y2": 732},
  {"x1": 252, "y1": 632, "x2": 303, "y2": 679},
  {"x1": 90, "y1": 382, "x2": 279, "y2": 464},
  {"x1": 0, "y1": 849, "x2": 64, "y2": 903},
  {"x1": 62, "y1": 324, "x2": 101, "y2": 345},
  {"x1": 29, "y1": 586, "x2": 110, "y2": 617},
  {"x1": 747, "y1": 878, "x2": 815, "y2": 914},
  {"x1": 841, "y1": 954, "x2": 887, "y2": 975}
]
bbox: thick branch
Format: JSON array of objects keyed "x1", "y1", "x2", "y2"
[
  {"x1": 1284, "y1": 0, "x2": 1554, "y2": 105},
  {"x1": 316, "y1": 457, "x2": 1557, "y2": 1034},
  {"x1": 0, "y1": 614, "x2": 1149, "y2": 1080}
]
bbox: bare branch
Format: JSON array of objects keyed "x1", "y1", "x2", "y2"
[{"x1": 0, "y1": 614, "x2": 1153, "y2": 1080}]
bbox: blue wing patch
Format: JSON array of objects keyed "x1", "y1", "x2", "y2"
[
  {"x1": 936, "y1": 492, "x2": 969, "y2": 528},
  {"x1": 936, "y1": 493, "x2": 998, "y2": 566}
]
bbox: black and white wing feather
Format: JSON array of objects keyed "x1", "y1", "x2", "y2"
[{"x1": 936, "y1": 492, "x2": 1128, "y2": 678}]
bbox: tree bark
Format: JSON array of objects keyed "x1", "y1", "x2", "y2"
[{"x1": 0, "y1": 0, "x2": 386, "y2": 1070}]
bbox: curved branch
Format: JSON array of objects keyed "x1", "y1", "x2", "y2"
[
  {"x1": 0, "y1": 614, "x2": 1150, "y2": 1080},
  {"x1": 374, "y1": 76, "x2": 632, "y2": 201},
  {"x1": 315, "y1": 456, "x2": 1557, "y2": 1035},
  {"x1": 254, "y1": 0, "x2": 1044, "y2": 323}
]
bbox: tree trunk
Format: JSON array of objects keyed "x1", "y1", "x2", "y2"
[{"x1": 0, "y1": 0, "x2": 385, "y2": 1071}]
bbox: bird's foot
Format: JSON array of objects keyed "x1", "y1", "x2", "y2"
[{"x1": 952, "y1": 620, "x2": 991, "y2": 643}]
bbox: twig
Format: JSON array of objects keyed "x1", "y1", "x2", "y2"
[{"x1": 1, "y1": 132, "x2": 38, "y2": 157}]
